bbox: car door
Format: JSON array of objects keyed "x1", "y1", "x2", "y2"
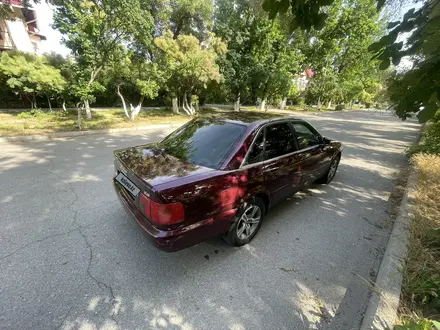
[
  {"x1": 291, "y1": 122, "x2": 329, "y2": 186},
  {"x1": 262, "y1": 122, "x2": 301, "y2": 205}
]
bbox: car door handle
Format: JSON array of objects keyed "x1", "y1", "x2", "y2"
[{"x1": 263, "y1": 164, "x2": 278, "y2": 172}]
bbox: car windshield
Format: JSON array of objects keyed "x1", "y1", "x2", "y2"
[{"x1": 159, "y1": 118, "x2": 246, "y2": 169}]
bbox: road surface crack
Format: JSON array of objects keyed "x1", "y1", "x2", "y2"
[
  {"x1": 362, "y1": 216, "x2": 385, "y2": 229},
  {"x1": 79, "y1": 228, "x2": 119, "y2": 327},
  {"x1": 0, "y1": 228, "x2": 80, "y2": 261},
  {"x1": 279, "y1": 267, "x2": 297, "y2": 273},
  {"x1": 56, "y1": 309, "x2": 71, "y2": 330},
  {"x1": 50, "y1": 157, "x2": 119, "y2": 327},
  {"x1": 48, "y1": 158, "x2": 80, "y2": 230}
]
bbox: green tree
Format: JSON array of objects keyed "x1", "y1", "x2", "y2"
[
  {"x1": 44, "y1": 52, "x2": 75, "y2": 110},
  {"x1": 305, "y1": 69, "x2": 341, "y2": 106},
  {"x1": 214, "y1": 0, "x2": 257, "y2": 111},
  {"x1": 106, "y1": 48, "x2": 162, "y2": 120},
  {"x1": 52, "y1": 0, "x2": 155, "y2": 119},
  {"x1": 154, "y1": 31, "x2": 226, "y2": 115},
  {"x1": 0, "y1": 51, "x2": 66, "y2": 110},
  {"x1": 261, "y1": 0, "x2": 386, "y2": 33},
  {"x1": 214, "y1": 0, "x2": 303, "y2": 111},
  {"x1": 251, "y1": 19, "x2": 303, "y2": 110},
  {"x1": 44, "y1": 51, "x2": 105, "y2": 126},
  {"x1": 298, "y1": 0, "x2": 384, "y2": 107},
  {"x1": 169, "y1": 0, "x2": 213, "y2": 39},
  {"x1": 370, "y1": 0, "x2": 440, "y2": 122},
  {"x1": 148, "y1": 0, "x2": 214, "y2": 40}
]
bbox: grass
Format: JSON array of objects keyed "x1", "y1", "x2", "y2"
[
  {"x1": 243, "y1": 105, "x2": 340, "y2": 112},
  {"x1": 0, "y1": 103, "x2": 379, "y2": 137},
  {"x1": 0, "y1": 108, "x2": 188, "y2": 136},
  {"x1": 0, "y1": 106, "x2": 290, "y2": 136},
  {"x1": 397, "y1": 121, "x2": 440, "y2": 329}
]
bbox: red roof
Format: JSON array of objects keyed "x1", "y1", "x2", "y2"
[{"x1": 1, "y1": 0, "x2": 24, "y2": 6}]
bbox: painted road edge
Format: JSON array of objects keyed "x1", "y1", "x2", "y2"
[
  {"x1": 360, "y1": 167, "x2": 417, "y2": 330},
  {"x1": 0, "y1": 123, "x2": 184, "y2": 142}
]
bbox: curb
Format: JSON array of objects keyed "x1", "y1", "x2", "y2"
[
  {"x1": 360, "y1": 168, "x2": 417, "y2": 330},
  {"x1": 0, "y1": 123, "x2": 184, "y2": 143}
]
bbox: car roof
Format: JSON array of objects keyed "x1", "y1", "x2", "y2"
[{"x1": 200, "y1": 112, "x2": 306, "y2": 127}]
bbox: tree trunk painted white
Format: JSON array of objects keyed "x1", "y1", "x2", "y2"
[
  {"x1": 62, "y1": 100, "x2": 67, "y2": 111},
  {"x1": 116, "y1": 85, "x2": 129, "y2": 119},
  {"x1": 260, "y1": 99, "x2": 266, "y2": 111},
  {"x1": 181, "y1": 95, "x2": 191, "y2": 115},
  {"x1": 172, "y1": 97, "x2": 179, "y2": 113},
  {"x1": 317, "y1": 97, "x2": 322, "y2": 110},
  {"x1": 181, "y1": 94, "x2": 196, "y2": 116},
  {"x1": 46, "y1": 95, "x2": 52, "y2": 111},
  {"x1": 76, "y1": 102, "x2": 83, "y2": 130},
  {"x1": 130, "y1": 104, "x2": 139, "y2": 120},
  {"x1": 327, "y1": 100, "x2": 332, "y2": 108},
  {"x1": 234, "y1": 97, "x2": 240, "y2": 111},
  {"x1": 280, "y1": 98, "x2": 287, "y2": 110},
  {"x1": 84, "y1": 99, "x2": 92, "y2": 120},
  {"x1": 130, "y1": 96, "x2": 144, "y2": 120}
]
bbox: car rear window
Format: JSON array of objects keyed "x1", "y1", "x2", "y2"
[{"x1": 159, "y1": 119, "x2": 246, "y2": 169}]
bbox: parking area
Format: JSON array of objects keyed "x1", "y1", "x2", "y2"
[{"x1": 0, "y1": 110, "x2": 420, "y2": 330}]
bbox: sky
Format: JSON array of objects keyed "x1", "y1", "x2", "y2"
[{"x1": 35, "y1": 2, "x2": 70, "y2": 56}]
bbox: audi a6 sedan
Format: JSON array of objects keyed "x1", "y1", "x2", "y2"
[{"x1": 113, "y1": 115, "x2": 343, "y2": 252}]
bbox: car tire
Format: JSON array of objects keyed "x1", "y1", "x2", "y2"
[
  {"x1": 223, "y1": 197, "x2": 266, "y2": 247},
  {"x1": 317, "y1": 154, "x2": 340, "y2": 184}
]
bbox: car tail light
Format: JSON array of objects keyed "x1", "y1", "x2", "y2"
[{"x1": 139, "y1": 193, "x2": 184, "y2": 225}]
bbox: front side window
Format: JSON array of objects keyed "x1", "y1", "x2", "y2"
[
  {"x1": 159, "y1": 119, "x2": 246, "y2": 169},
  {"x1": 265, "y1": 123, "x2": 296, "y2": 159},
  {"x1": 292, "y1": 123, "x2": 321, "y2": 149},
  {"x1": 246, "y1": 131, "x2": 265, "y2": 165}
]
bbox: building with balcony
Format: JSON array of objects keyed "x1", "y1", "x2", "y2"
[
  {"x1": 296, "y1": 68, "x2": 314, "y2": 92},
  {"x1": 0, "y1": 0, "x2": 46, "y2": 54}
]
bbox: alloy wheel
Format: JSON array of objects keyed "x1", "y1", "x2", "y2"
[
  {"x1": 236, "y1": 204, "x2": 262, "y2": 240},
  {"x1": 328, "y1": 158, "x2": 339, "y2": 181}
]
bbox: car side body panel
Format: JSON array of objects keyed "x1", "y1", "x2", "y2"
[{"x1": 113, "y1": 116, "x2": 343, "y2": 251}]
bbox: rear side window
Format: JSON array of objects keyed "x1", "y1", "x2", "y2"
[
  {"x1": 265, "y1": 123, "x2": 296, "y2": 159},
  {"x1": 292, "y1": 123, "x2": 321, "y2": 149},
  {"x1": 159, "y1": 119, "x2": 246, "y2": 169}
]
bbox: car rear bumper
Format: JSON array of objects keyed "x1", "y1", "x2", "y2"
[{"x1": 113, "y1": 180, "x2": 237, "y2": 252}]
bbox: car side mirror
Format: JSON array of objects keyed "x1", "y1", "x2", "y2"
[{"x1": 322, "y1": 137, "x2": 331, "y2": 145}]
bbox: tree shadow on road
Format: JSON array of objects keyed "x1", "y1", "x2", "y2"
[{"x1": 0, "y1": 112, "x2": 420, "y2": 330}]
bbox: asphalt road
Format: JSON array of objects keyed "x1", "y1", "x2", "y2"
[{"x1": 0, "y1": 110, "x2": 420, "y2": 330}]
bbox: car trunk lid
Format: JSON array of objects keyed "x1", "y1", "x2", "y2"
[{"x1": 114, "y1": 144, "x2": 214, "y2": 191}]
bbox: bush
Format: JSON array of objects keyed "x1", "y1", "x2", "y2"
[
  {"x1": 407, "y1": 122, "x2": 440, "y2": 155},
  {"x1": 395, "y1": 319, "x2": 440, "y2": 330},
  {"x1": 17, "y1": 109, "x2": 46, "y2": 119},
  {"x1": 433, "y1": 109, "x2": 440, "y2": 123},
  {"x1": 17, "y1": 111, "x2": 32, "y2": 119},
  {"x1": 365, "y1": 102, "x2": 371, "y2": 108},
  {"x1": 335, "y1": 104, "x2": 345, "y2": 110}
]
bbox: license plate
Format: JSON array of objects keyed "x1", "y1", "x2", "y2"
[{"x1": 115, "y1": 173, "x2": 140, "y2": 197}]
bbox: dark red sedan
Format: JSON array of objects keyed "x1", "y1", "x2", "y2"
[{"x1": 113, "y1": 115, "x2": 343, "y2": 252}]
